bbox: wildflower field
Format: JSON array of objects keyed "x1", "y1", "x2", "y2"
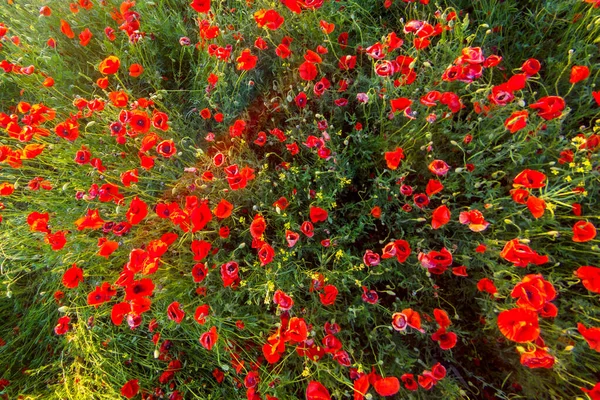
[{"x1": 1, "y1": 0, "x2": 600, "y2": 398}]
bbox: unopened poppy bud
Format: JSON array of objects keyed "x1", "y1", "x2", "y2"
[
  {"x1": 154, "y1": 349, "x2": 160, "y2": 358},
  {"x1": 238, "y1": 243, "x2": 246, "y2": 249},
  {"x1": 58, "y1": 306, "x2": 69, "y2": 313}
]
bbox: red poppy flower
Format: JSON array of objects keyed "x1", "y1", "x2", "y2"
[
  {"x1": 521, "y1": 58, "x2": 541, "y2": 76},
  {"x1": 530, "y1": 96, "x2": 565, "y2": 120},
  {"x1": 153, "y1": 139, "x2": 175, "y2": 158},
  {"x1": 581, "y1": 382, "x2": 600, "y2": 400},
  {"x1": 431, "y1": 205, "x2": 451, "y2": 229},
  {"x1": 519, "y1": 347, "x2": 555, "y2": 369},
  {"x1": 363, "y1": 250, "x2": 380, "y2": 267},
  {"x1": 55, "y1": 120, "x2": 80, "y2": 141},
  {"x1": 319, "y1": 285, "x2": 338, "y2": 306},
  {"x1": 272, "y1": 197, "x2": 289, "y2": 211},
  {"x1": 504, "y1": 110, "x2": 528, "y2": 133},
  {"x1": 434, "y1": 309, "x2": 452, "y2": 329},
  {"x1": 353, "y1": 374, "x2": 369, "y2": 400},
  {"x1": 575, "y1": 266, "x2": 600, "y2": 293},
  {"x1": 110, "y1": 302, "x2": 131, "y2": 326},
  {"x1": 54, "y1": 316, "x2": 71, "y2": 335},
  {"x1": 125, "y1": 278, "x2": 155, "y2": 301},
  {"x1": 23, "y1": 144, "x2": 47, "y2": 160},
  {"x1": 417, "y1": 373, "x2": 436, "y2": 390},
  {"x1": 236, "y1": 49, "x2": 258, "y2": 71},
  {"x1": 513, "y1": 169, "x2": 547, "y2": 189},
  {"x1": 299, "y1": 61, "x2": 318, "y2": 81},
  {"x1": 301, "y1": 221, "x2": 314, "y2": 237},
  {"x1": 167, "y1": 301, "x2": 185, "y2": 324},
  {"x1": 573, "y1": 221, "x2": 596, "y2": 242},
  {"x1": 497, "y1": 308, "x2": 540, "y2": 343},
  {"x1": 384, "y1": 147, "x2": 405, "y2": 170},
  {"x1": 119, "y1": 169, "x2": 138, "y2": 187},
  {"x1": 262, "y1": 341, "x2": 282, "y2": 364},
  {"x1": 425, "y1": 179, "x2": 443, "y2": 196},
  {"x1": 128, "y1": 111, "x2": 150, "y2": 134},
  {"x1": 458, "y1": 210, "x2": 489, "y2": 232},
  {"x1": 382, "y1": 240, "x2": 409, "y2": 263},
  {"x1": 401, "y1": 373, "x2": 418, "y2": 391},
  {"x1": 294, "y1": 92, "x2": 308, "y2": 108},
  {"x1": 360, "y1": 286, "x2": 379, "y2": 304},
  {"x1": 526, "y1": 195, "x2": 546, "y2": 219},
  {"x1": 392, "y1": 308, "x2": 423, "y2": 332},
  {"x1": 74, "y1": 209, "x2": 104, "y2": 231},
  {"x1": 477, "y1": 278, "x2": 497, "y2": 296},
  {"x1": 511, "y1": 274, "x2": 556, "y2": 312},
  {"x1": 273, "y1": 290, "x2": 294, "y2": 311},
  {"x1": 194, "y1": 304, "x2": 210, "y2": 325},
  {"x1": 79, "y1": 28, "x2": 92, "y2": 46},
  {"x1": 593, "y1": 91, "x2": 600, "y2": 107},
  {"x1": 60, "y1": 19, "x2": 75, "y2": 39},
  {"x1": 221, "y1": 261, "x2": 239, "y2": 288},
  {"x1": 62, "y1": 264, "x2": 84, "y2": 288},
  {"x1": 126, "y1": 197, "x2": 148, "y2": 225},
  {"x1": 428, "y1": 159, "x2": 450, "y2": 176},
  {"x1": 219, "y1": 226, "x2": 230, "y2": 238},
  {"x1": 98, "y1": 238, "x2": 118, "y2": 258},
  {"x1": 87, "y1": 282, "x2": 117, "y2": 307},
  {"x1": 254, "y1": 9, "x2": 284, "y2": 30},
  {"x1": 128, "y1": 63, "x2": 143, "y2": 77},
  {"x1": 190, "y1": 0, "x2": 210, "y2": 12},
  {"x1": 276, "y1": 43, "x2": 292, "y2": 59},
  {"x1": 452, "y1": 266, "x2": 468, "y2": 276},
  {"x1": 285, "y1": 317, "x2": 308, "y2": 343},
  {"x1": 324, "y1": 333, "x2": 343, "y2": 351},
  {"x1": 313, "y1": 77, "x2": 331, "y2": 96},
  {"x1": 418, "y1": 248, "x2": 453, "y2": 274},
  {"x1": 189, "y1": 261, "x2": 208, "y2": 283},
  {"x1": 319, "y1": 20, "x2": 335, "y2": 34},
  {"x1": 120, "y1": 380, "x2": 139, "y2": 399},
  {"x1": 370, "y1": 206, "x2": 381, "y2": 219},
  {"x1": 431, "y1": 327, "x2": 457, "y2": 350},
  {"x1": 250, "y1": 214, "x2": 266, "y2": 239},
  {"x1": 500, "y1": 239, "x2": 549, "y2": 267},
  {"x1": 258, "y1": 243, "x2": 275, "y2": 266},
  {"x1": 309, "y1": 206, "x2": 328, "y2": 223},
  {"x1": 98, "y1": 55, "x2": 120, "y2": 75},
  {"x1": 306, "y1": 381, "x2": 331, "y2": 400},
  {"x1": 200, "y1": 326, "x2": 218, "y2": 350},
  {"x1": 509, "y1": 189, "x2": 528, "y2": 206},
  {"x1": 213, "y1": 199, "x2": 233, "y2": 219},
  {"x1": 373, "y1": 377, "x2": 400, "y2": 397},
  {"x1": 390, "y1": 97, "x2": 412, "y2": 113},
  {"x1": 570, "y1": 65, "x2": 590, "y2": 84},
  {"x1": 190, "y1": 202, "x2": 212, "y2": 233},
  {"x1": 577, "y1": 323, "x2": 600, "y2": 351},
  {"x1": 0, "y1": 182, "x2": 15, "y2": 196}
]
